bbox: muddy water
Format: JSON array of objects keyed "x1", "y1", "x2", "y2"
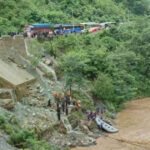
[{"x1": 72, "y1": 98, "x2": 150, "y2": 150}]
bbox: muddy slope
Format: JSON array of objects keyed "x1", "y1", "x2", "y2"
[{"x1": 72, "y1": 98, "x2": 150, "y2": 150}]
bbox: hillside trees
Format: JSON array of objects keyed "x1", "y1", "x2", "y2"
[
  {"x1": 0, "y1": 0, "x2": 130, "y2": 34},
  {"x1": 60, "y1": 51, "x2": 87, "y2": 92},
  {"x1": 54, "y1": 16, "x2": 150, "y2": 109},
  {"x1": 0, "y1": 0, "x2": 149, "y2": 109},
  {"x1": 92, "y1": 73, "x2": 114, "y2": 102},
  {"x1": 114, "y1": 0, "x2": 150, "y2": 15}
]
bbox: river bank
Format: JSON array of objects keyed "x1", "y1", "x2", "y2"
[{"x1": 72, "y1": 98, "x2": 150, "y2": 150}]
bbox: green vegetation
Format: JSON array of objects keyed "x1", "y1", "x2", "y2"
[
  {"x1": 0, "y1": 0, "x2": 148, "y2": 110},
  {"x1": 0, "y1": 0, "x2": 150, "y2": 148},
  {"x1": 0, "y1": 114, "x2": 68, "y2": 150},
  {"x1": 45, "y1": 17, "x2": 150, "y2": 110},
  {"x1": 1, "y1": 0, "x2": 149, "y2": 34}
]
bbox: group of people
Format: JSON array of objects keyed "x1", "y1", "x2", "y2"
[
  {"x1": 48, "y1": 90, "x2": 82, "y2": 121},
  {"x1": 47, "y1": 89, "x2": 104, "y2": 124},
  {"x1": 86, "y1": 106, "x2": 104, "y2": 121},
  {"x1": 24, "y1": 31, "x2": 51, "y2": 38},
  {"x1": 8, "y1": 32, "x2": 20, "y2": 37},
  {"x1": 0, "y1": 32, "x2": 21, "y2": 38},
  {"x1": 53, "y1": 91, "x2": 70, "y2": 121}
]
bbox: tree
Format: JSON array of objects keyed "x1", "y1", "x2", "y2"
[
  {"x1": 92, "y1": 73, "x2": 114, "y2": 102},
  {"x1": 60, "y1": 51, "x2": 86, "y2": 92},
  {"x1": 43, "y1": 41, "x2": 57, "y2": 57}
]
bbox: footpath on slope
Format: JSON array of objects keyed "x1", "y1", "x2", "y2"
[{"x1": 72, "y1": 98, "x2": 150, "y2": 150}]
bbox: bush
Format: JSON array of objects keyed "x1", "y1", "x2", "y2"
[
  {"x1": 92, "y1": 73, "x2": 114, "y2": 102},
  {"x1": 68, "y1": 111, "x2": 84, "y2": 129},
  {"x1": 43, "y1": 41, "x2": 57, "y2": 57},
  {"x1": 0, "y1": 114, "x2": 5, "y2": 124},
  {"x1": 10, "y1": 129, "x2": 37, "y2": 146}
]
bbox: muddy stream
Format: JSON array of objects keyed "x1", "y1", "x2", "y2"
[{"x1": 72, "y1": 98, "x2": 150, "y2": 150}]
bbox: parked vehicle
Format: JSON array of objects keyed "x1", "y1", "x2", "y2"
[{"x1": 24, "y1": 22, "x2": 114, "y2": 37}]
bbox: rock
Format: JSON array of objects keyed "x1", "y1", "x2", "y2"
[
  {"x1": 88, "y1": 131, "x2": 100, "y2": 139},
  {"x1": 74, "y1": 126, "x2": 81, "y2": 132},
  {"x1": 0, "y1": 91, "x2": 11, "y2": 99},
  {"x1": 45, "y1": 59, "x2": 52, "y2": 66},
  {"x1": 0, "y1": 99, "x2": 15, "y2": 110},
  {"x1": 0, "y1": 137, "x2": 17, "y2": 150},
  {"x1": 36, "y1": 84, "x2": 41, "y2": 89},
  {"x1": 69, "y1": 131, "x2": 96, "y2": 146},
  {"x1": 45, "y1": 130, "x2": 96, "y2": 148},
  {"x1": 17, "y1": 64, "x2": 22, "y2": 68},
  {"x1": 22, "y1": 65, "x2": 27, "y2": 69},
  {"x1": 40, "y1": 88, "x2": 44, "y2": 93},
  {"x1": 80, "y1": 125, "x2": 90, "y2": 134},
  {"x1": 14, "y1": 103, "x2": 58, "y2": 132}
]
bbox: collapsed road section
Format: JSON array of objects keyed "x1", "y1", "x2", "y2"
[{"x1": 0, "y1": 59, "x2": 35, "y2": 99}]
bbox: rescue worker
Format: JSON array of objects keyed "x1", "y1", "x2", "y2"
[
  {"x1": 91, "y1": 111, "x2": 96, "y2": 120},
  {"x1": 96, "y1": 106, "x2": 100, "y2": 118},
  {"x1": 76, "y1": 100, "x2": 81, "y2": 110},
  {"x1": 65, "y1": 90, "x2": 71, "y2": 105},
  {"x1": 100, "y1": 106, "x2": 104, "y2": 119},
  {"x1": 96, "y1": 107, "x2": 100, "y2": 113},
  {"x1": 61, "y1": 93, "x2": 65, "y2": 113},
  {"x1": 47, "y1": 98, "x2": 51, "y2": 107},
  {"x1": 72, "y1": 98, "x2": 76, "y2": 106},
  {"x1": 52, "y1": 91, "x2": 57, "y2": 102},
  {"x1": 66, "y1": 106, "x2": 68, "y2": 116},
  {"x1": 86, "y1": 110, "x2": 91, "y2": 120},
  {"x1": 57, "y1": 104, "x2": 61, "y2": 121},
  {"x1": 53, "y1": 92, "x2": 60, "y2": 104},
  {"x1": 67, "y1": 90, "x2": 71, "y2": 96},
  {"x1": 56, "y1": 92, "x2": 61, "y2": 103}
]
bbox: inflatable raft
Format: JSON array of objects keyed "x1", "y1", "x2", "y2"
[{"x1": 95, "y1": 117, "x2": 119, "y2": 133}]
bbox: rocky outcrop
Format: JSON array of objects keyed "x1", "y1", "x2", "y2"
[
  {"x1": 0, "y1": 99, "x2": 14, "y2": 110},
  {"x1": 0, "y1": 89, "x2": 16, "y2": 110},
  {"x1": 46, "y1": 131, "x2": 96, "y2": 147},
  {"x1": 14, "y1": 103, "x2": 58, "y2": 132}
]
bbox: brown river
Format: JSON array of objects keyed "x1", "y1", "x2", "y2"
[{"x1": 72, "y1": 98, "x2": 150, "y2": 150}]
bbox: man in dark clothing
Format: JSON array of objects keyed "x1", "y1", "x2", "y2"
[
  {"x1": 96, "y1": 107, "x2": 100, "y2": 113},
  {"x1": 100, "y1": 106, "x2": 104, "y2": 119},
  {"x1": 62, "y1": 101, "x2": 65, "y2": 113},
  {"x1": 65, "y1": 95, "x2": 70, "y2": 106},
  {"x1": 57, "y1": 105, "x2": 61, "y2": 121},
  {"x1": 66, "y1": 106, "x2": 68, "y2": 116},
  {"x1": 57, "y1": 101, "x2": 59, "y2": 108},
  {"x1": 47, "y1": 99, "x2": 51, "y2": 107}
]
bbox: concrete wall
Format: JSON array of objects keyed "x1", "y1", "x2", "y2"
[{"x1": 0, "y1": 36, "x2": 36, "y2": 100}]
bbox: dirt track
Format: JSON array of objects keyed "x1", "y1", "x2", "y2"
[{"x1": 72, "y1": 98, "x2": 150, "y2": 150}]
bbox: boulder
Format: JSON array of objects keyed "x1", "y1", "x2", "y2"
[
  {"x1": 0, "y1": 99, "x2": 14, "y2": 110},
  {"x1": 45, "y1": 59, "x2": 52, "y2": 66}
]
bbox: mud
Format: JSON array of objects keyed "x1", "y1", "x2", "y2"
[{"x1": 72, "y1": 98, "x2": 150, "y2": 150}]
